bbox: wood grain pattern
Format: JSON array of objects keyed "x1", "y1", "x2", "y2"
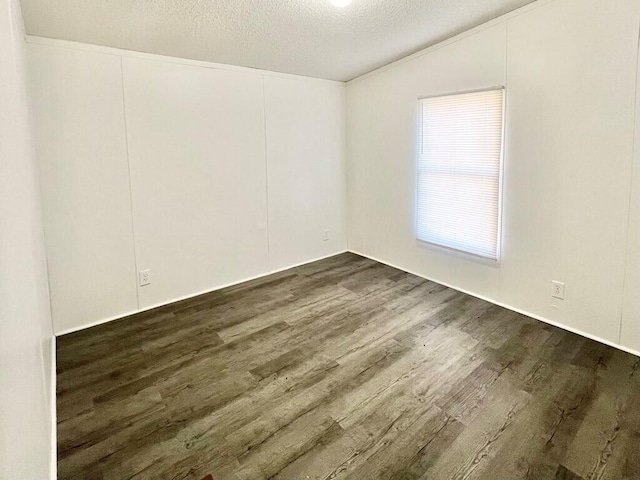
[{"x1": 56, "y1": 253, "x2": 640, "y2": 480}]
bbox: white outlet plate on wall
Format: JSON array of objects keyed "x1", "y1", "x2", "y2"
[
  {"x1": 139, "y1": 269, "x2": 151, "y2": 287},
  {"x1": 551, "y1": 281, "x2": 565, "y2": 300}
]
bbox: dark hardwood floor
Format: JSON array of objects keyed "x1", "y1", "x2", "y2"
[{"x1": 56, "y1": 253, "x2": 640, "y2": 480}]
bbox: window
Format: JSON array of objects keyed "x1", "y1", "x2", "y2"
[{"x1": 416, "y1": 88, "x2": 505, "y2": 260}]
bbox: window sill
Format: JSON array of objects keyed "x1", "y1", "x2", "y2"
[{"x1": 415, "y1": 238, "x2": 500, "y2": 267}]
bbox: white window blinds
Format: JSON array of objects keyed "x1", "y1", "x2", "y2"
[{"x1": 416, "y1": 88, "x2": 505, "y2": 260}]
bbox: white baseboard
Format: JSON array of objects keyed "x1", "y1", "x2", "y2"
[
  {"x1": 349, "y1": 250, "x2": 640, "y2": 359},
  {"x1": 49, "y1": 335, "x2": 56, "y2": 480},
  {"x1": 55, "y1": 247, "x2": 639, "y2": 359},
  {"x1": 55, "y1": 250, "x2": 349, "y2": 336}
]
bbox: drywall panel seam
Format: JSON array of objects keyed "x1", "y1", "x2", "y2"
[
  {"x1": 498, "y1": 19, "x2": 509, "y2": 305},
  {"x1": 32, "y1": 112, "x2": 55, "y2": 425},
  {"x1": 346, "y1": 0, "x2": 556, "y2": 87},
  {"x1": 350, "y1": 250, "x2": 640, "y2": 358},
  {"x1": 342, "y1": 88, "x2": 350, "y2": 255},
  {"x1": 262, "y1": 75, "x2": 272, "y2": 271},
  {"x1": 28, "y1": 47, "x2": 56, "y2": 343},
  {"x1": 24, "y1": 36, "x2": 345, "y2": 87},
  {"x1": 361, "y1": 98, "x2": 369, "y2": 257},
  {"x1": 55, "y1": 250, "x2": 348, "y2": 336},
  {"x1": 345, "y1": 86, "x2": 352, "y2": 253},
  {"x1": 119, "y1": 57, "x2": 141, "y2": 310},
  {"x1": 619, "y1": 18, "x2": 640, "y2": 344}
]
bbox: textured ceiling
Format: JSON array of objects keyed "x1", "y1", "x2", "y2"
[{"x1": 20, "y1": 0, "x2": 536, "y2": 81}]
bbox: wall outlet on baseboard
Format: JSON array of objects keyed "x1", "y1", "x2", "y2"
[
  {"x1": 323, "y1": 229, "x2": 330, "y2": 242},
  {"x1": 139, "y1": 269, "x2": 151, "y2": 287},
  {"x1": 551, "y1": 281, "x2": 565, "y2": 300}
]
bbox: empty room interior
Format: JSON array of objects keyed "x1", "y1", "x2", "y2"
[{"x1": 3, "y1": 0, "x2": 640, "y2": 478}]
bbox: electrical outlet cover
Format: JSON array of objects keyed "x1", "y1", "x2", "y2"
[
  {"x1": 139, "y1": 269, "x2": 151, "y2": 287},
  {"x1": 551, "y1": 281, "x2": 565, "y2": 300}
]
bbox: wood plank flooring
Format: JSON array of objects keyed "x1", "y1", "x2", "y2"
[{"x1": 56, "y1": 253, "x2": 640, "y2": 480}]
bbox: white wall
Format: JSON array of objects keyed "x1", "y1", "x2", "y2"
[
  {"x1": 26, "y1": 0, "x2": 640, "y2": 355},
  {"x1": 0, "y1": 0, "x2": 54, "y2": 477},
  {"x1": 27, "y1": 39, "x2": 347, "y2": 333},
  {"x1": 264, "y1": 75, "x2": 347, "y2": 270},
  {"x1": 621, "y1": 54, "x2": 640, "y2": 353},
  {"x1": 28, "y1": 45, "x2": 138, "y2": 333},
  {"x1": 347, "y1": 22, "x2": 507, "y2": 300},
  {"x1": 503, "y1": 0, "x2": 638, "y2": 344},
  {"x1": 347, "y1": 0, "x2": 640, "y2": 353},
  {"x1": 123, "y1": 57, "x2": 269, "y2": 309}
]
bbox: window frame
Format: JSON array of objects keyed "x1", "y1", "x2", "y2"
[{"x1": 415, "y1": 86, "x2": 506, "y2": 262}]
